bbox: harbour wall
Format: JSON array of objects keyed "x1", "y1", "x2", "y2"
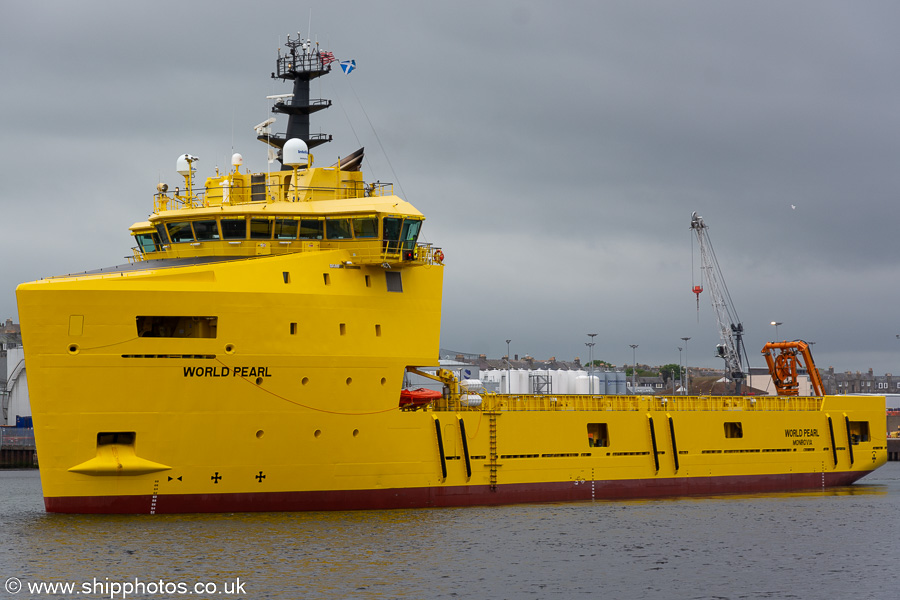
[{"x1": 0, "y1": 427, "x2": 37, "y2": 468}]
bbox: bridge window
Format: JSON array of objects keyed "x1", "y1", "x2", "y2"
[
  {"x1": 274, "y1": 218, "x2": 298, "y2": 239},
  {"x1": 353, "y1": 218, "x2": 378, "y2": 238},
  {"x1": 250, "y1": 218, "x2": 272, "y2": 239},
  {"x1": 135, "y1": 233, "x2": 160, "y2": 253},
  {"x1": 166, "y1": 222, "x2": 195, "y2": 243},
  {"x1": 326, "y1": 219, "x2": 353, "y2": 240},
  {"x1": 155, "y1": 224, "x2": 170, "y2": 244},
  {"x1": 221, "y1": 218, "x2": 247, "y2": 240},
  {"x1": 192, "y1": 220, "x2": 219, "y2": 241},
  {"x1": 298, "y1": 219, "x2": 323, "y2": 240},
  {"x1": 383, "y1": 217, "x2": 401, "y2": 252}
]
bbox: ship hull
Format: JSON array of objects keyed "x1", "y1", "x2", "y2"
[
  {"x1": 17, "y1": 253, "x2": 889, "y2": 515},
  {"x1": 44, "y1": 469, "x2": 875, "y2": 514}
]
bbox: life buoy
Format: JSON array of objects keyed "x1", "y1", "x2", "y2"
[{"x1": 434, "y1": 249, "x2": 444, "y2": 263}]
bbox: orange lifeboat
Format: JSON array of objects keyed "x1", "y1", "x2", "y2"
[{"x1": 399, "y1": 388, "x2": 442, "y2": 409}]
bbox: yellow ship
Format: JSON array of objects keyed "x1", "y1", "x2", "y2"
[{"x1": 16, "y1": 38, "x2": 887, "y2": 513}]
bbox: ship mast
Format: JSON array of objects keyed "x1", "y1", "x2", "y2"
[{"x1": 261, "y1": 34, "x2": 333, "y2": 168}]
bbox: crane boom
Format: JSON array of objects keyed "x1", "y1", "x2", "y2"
[{"x1": 690, "y1": 212, "x2": 747, "y2": 394}]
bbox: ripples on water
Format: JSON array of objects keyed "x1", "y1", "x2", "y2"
[{"x1": 1, "y1": 466, "x2": 898, "y2": 599}]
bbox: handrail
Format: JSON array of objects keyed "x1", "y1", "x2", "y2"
[
  {"x1": 153, "y1": 180, "x2": 393, "y2": 213},
  {"x1": 432, "y1": 394, "x2": 823, "y2": 413},
  {"x1": 132, "y1": 240, "x2": 443, "y2": 266}
]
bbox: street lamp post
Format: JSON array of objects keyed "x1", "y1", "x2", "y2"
[
  {"x1": 586, "y1": 333, "x2": 598, "y2": 394},
  {"x1": 771, "y1": 321, "x2": 782, "y2": 341},
  {"x1": 505, "y1": 339, "x2": 511, "y2": 395},
  {"x1": 677, "y1": 346, "x2": 683, "y2": 394},
  {"x1": 629, "y1": 344, "x2": 639, "y2": 392},
  {"x1": 681, "y1": 337, "x2": 691, "y2": 395}
]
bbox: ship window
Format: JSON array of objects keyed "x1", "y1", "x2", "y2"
[
  {"x1": 250, "y1": 218, "x2": 272, "y2": 239},
  {"x1": 135, "y1": 233, "x2": 158, "y2": 253},
  {"x1": 352, "y1": 218, "x2": 378, "y2": 239},
  {"x1": 849, "y1": 421, "x2": 869, "y2": 444},
  {"x1": 221, "y1": 218, "x2": 247, "y2": 239},
  {"x1": 326, "y1": 219, "x2": 353, "y2": 240},
  {"x1": 274, "y1": 218, "x2": 298, "y2": 239},
  {"x1": 192, "y1": 220, "x2": 219, "y2": 241},
  {"x1": 155, "y1": 224, "x2": 170, "y2": 244},
  {"x1": 383, "y1": 217, "x2": 401, "y2": 253},
  {"x1": 587, "y1": 423, "x2": 609, "y2": 447},
  {"x1": 386, "y1": 271, "x2": 403, "y2": 292},
  {"x1": 136, "y1": 316, "x2": 218, "y2": 338},
  {"x1": 298, "y1": 219, "x2": 323, "y2": 240},
  {"x1": 724, "y1": 422, "x2": 743, "y2": 438},
  {"x1": 401, "y1": 219, "x2": 422, "y2": 244},
  {"x1": 166, "y1": 221, "x2": 195, "y2": 243}
]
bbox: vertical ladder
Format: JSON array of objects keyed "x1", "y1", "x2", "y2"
[{"x1": 487, "y1": 411, "x2": 500, "y2": 491}]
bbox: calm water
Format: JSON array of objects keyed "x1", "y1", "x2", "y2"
[{"x1": 1, "y1": 466, "x2": 899, "y2": 599}]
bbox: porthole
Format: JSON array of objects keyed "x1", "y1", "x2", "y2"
[
  {"x1": 224, "y1": 344, "x2": 236, "y2": 354},
  {"x1": 256, "y1": 430, "x2": 264, "y2": 439},
  {"x1": 380, "y1": 377, "x2": 386, "y2": 386},
  {"x1": 255, "y1": 377, "x2": 263, "y2": 385},
  {"x1": 67, "y1": 344, "x2": 80, "y2": 355},
  {"x1": 352, "y1": 429, "x2": 360, "y2": 438},
  {"x1": 314, "y1": 429, "x2": 322, "y2": 439},
  {"x1": 346, "y1": 377, "x2": 352, "y2": 386},
  {"x1": 301, "y1": 377, "x2": 309, "y2": 386}
]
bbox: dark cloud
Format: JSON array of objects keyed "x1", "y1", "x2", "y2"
[{"x1": 2, "y1": 1, "x2": 899, "y2": 374}]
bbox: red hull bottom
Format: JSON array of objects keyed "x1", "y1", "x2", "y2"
[{"x1": 44, "y1": 470, "x2": 875, "y2": 514}]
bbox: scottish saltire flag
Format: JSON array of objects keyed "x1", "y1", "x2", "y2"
[
  {"x1": 319, "y1": 51, "x2": 336, "y2": 65},
  {"x1": 340, "y1": 59, "x2": 356, "y2": 74}
]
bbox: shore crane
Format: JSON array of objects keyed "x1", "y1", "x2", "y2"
[{"x1": 690, "y1": 212, "x2": 749, "y2": 394}]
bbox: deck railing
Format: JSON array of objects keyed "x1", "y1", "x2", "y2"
[{"x1": 433, "y1": 393, "x2": 823, "y2": 413}]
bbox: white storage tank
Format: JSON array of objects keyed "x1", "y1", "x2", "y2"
[
  {"x1": 595, "y1": 371, "x2": 609, "y2": 394},
  {"x1": 553, "y1": 369, "x2": 569, "y2": 395},
  {"x1": 517, "y1": 369, "x2": 529, "y2": 395},
  {"x1": 574, "y1": 375, "x2": 590, "y2": 395},
  {"x1": 615, "y1": 371, "x2": 627, "y2": 395}
]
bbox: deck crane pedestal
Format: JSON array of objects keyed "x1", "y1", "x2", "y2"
[{"x1": 690, "y1": 212, "x2": 749, "y2": 394}]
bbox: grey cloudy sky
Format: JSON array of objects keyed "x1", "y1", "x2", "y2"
[{"x1": 3, "y1": 1, "x2": 900, "y2": 374}]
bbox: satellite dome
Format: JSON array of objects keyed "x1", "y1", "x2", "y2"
[
  {"x1": 176, "y1": 154, "x2": 198, "y2": 176},
  {"x1": 283, "y1": 138, "x2": 309, "y2": 167},
  {"x1": 232, "y1": 153, "x2": 243, "y2": 168}
]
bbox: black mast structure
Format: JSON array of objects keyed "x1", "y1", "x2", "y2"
[{"x1": 261, "y1": 34, "x2": 333, "y2": 169}]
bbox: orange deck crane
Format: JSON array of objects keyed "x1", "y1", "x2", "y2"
[{"x1": 761, "y1": 340, "x2": 825, "y2": 396}]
